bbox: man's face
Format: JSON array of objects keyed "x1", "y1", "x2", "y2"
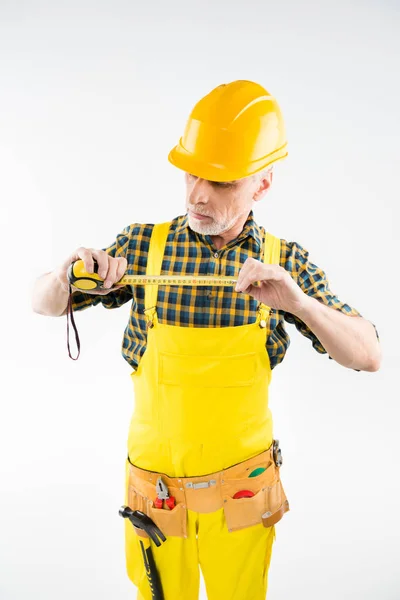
[{"x1": 184, "y1": 171, "x2": 272, "y2": 236}]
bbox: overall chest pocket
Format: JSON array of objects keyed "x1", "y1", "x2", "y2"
[{"x1": 159, "y1": 352, "x2": 257, "y2": 388}]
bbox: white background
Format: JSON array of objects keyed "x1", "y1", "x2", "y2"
[{"x1": 1, "y1": 1, "x2": 399, "y2": 598}]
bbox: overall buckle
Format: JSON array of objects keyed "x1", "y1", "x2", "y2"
[
  {"x1": 143, "y1": 306, "x2": 157, "y2": 328},
  {"x1": 272, "y1": 439, "x2": 283, "y2": 467}
]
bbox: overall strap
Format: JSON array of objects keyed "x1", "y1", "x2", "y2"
[
  {"x1": 258, "y1": 231, "x2": 282, "y2": 320},
  {"x1": 143, "y1": 222, "x2": 281, "y2": 326},
  {"x1": 143, "y1": 222, "x2": 171, "y2": 325},
  {"x1": 263, "y1": 231, "x2": 281, "y2": 267}
]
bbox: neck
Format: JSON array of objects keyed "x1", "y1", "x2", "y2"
[{"x1": 209, "y1": 213, "x2": 250, "y2": 250}]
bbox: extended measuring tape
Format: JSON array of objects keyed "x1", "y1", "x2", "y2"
[{"x1": 67, "y1": 259, "x2": 239, "y2": 291}]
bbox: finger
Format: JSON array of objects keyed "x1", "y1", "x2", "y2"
[
  {"x1": 235, "y1": 261, "x2": 263, "y2": 292},
  {"x1": 243, "y1": 283, "x2": 262, "y2": 298},
  {"x1": 116, "y1": 257, "x2": 128, "y2": 282},
  {"x1": 76, "y1": 247, "x2": 95, "y2": 274},
  {"x1": 235, "y1": 258, "x2": 255, "y2": 290},
  {"x1": 103, "y1": 258, "x2": 118, "y2": 288},
  {"x1": 91, "y1": 249, "x2": 110, "y2": 280},
  {"x1": 109, "y1": 284, "x2": 126, "y2": 291},
  {"x1": 236, "y1": 264, "x2": 282, "y2": 292},
  {"x1": 79, "y1": 282, "x2": 123, "y2": 295},
  {"x1": 237, "y1": 276, "x2": 260, "y2": 293}
]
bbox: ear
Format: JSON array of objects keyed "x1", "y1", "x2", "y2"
[{"x1": 253, "y1": 170, "x2": 273, "y2": 201}]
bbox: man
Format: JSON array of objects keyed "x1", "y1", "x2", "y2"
[{"x1": 32, "y1": 80, "x2": 381, "y2": 600}]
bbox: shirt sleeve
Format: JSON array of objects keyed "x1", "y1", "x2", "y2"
[
  {"x1": 70, "y1": 224, "x2": 134, "y2": 312},
  {"x1": 281, "y1": 240, "x2": 379, "y2": 370}
]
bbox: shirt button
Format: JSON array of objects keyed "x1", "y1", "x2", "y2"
[{"x1": 213, "y1": 252, "x2": 219, "y2": 258}]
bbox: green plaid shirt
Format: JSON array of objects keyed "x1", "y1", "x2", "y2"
[{"x1": 71, "y1": 210, "x2": 375, "y2": 371}]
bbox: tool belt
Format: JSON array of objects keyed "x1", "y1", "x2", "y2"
[{"x1": 126, "y1": 440, "x2": 290, "y2": 538}]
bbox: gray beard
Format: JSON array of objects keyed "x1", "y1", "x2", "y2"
[{"x1": 187, "y1": 212, "x2": 242, "y2": 236}]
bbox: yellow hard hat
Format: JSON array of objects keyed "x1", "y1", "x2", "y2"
[{"x1": 168, "y1": 80, "x2": 288, "y2": 182}]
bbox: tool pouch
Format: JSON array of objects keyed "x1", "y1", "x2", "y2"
[
  {"x1": 147, "y1": 500, "x2": 187, "y2": 538},
  {"x1": 127, "y1": 461, "x2": 188, "y2": 538},
  {"x1": 221, "y1": 442, "x2": 290, "y2": 533},
  {"x1": 126, "y1": 440, "x2": 289, "y2": 537}
]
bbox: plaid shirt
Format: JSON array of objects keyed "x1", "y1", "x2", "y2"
[{"x1": 71, "y1": 211, "x2": 375, "y2": 371}]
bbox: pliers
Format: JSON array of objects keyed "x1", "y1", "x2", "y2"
[{"x1": 154, "y1": 476, "x2": 176, "y2": 510}]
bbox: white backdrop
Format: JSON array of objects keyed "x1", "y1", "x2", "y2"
[{"x1": 1, "y1": 1, "x2": 399, "y2": 599}]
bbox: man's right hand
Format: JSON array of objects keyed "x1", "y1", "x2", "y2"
[{"x1": 55, "y1": 248, "x2": 128, "y2": 295}]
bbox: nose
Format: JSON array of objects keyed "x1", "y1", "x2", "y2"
[{"x1": 188, "y1": 177, "x2": 209, "y2": 207}]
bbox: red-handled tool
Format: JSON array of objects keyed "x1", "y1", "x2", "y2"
[
  {"x1": 154, "y1": 476, "x2": 176, "y2": 509},
  {"x1": 232, "y1": 490, "x2": 255, "y2": 499}
]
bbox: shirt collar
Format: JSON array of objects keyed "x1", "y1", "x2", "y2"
[{"x1": 174, "y1": 210, "x2": 264, "y2": 251}]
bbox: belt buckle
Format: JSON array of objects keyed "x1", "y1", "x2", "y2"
[{"x1": 272, "y1": 439, "x2": 283, "y2": 467}]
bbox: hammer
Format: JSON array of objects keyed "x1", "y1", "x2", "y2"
[{"x1": 119, "y1": 506, "x2": 166, "y2": 600}]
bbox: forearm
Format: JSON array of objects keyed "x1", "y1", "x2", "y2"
[
  {"x1": 294, "y1": 296, "x2": 381, "y2": 371},
  {"x1": 31, "y1": 271, "x2": 70, "y2": 317}
]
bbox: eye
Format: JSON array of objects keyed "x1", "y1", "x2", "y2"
[{"x1": 211, "y1": 181, "x2": 232, "y2": 188}]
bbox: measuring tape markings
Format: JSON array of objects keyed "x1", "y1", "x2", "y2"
[
  {"x1": 115, "y1": 275, "x2": 238, "y2": 286},
  {"x1": 67, "y1": 260, "x2": 239, "y2": 290}
]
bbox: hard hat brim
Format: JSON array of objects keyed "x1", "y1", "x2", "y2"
[{"x1": 168, "y1": 141, "x2": 288, "y2": 182}]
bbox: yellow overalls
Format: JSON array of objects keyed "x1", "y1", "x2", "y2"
[{"x1": 123, "y1": 222, "x2": 289, "y2": 599}]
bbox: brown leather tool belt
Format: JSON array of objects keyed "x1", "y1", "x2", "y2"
[{"x1": 127, "y1": 440, "x2": 290, "y2": 538}]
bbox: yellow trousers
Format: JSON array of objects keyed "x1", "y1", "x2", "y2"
[{"x1": 126, "y1": 506, "x2": 276, "y2": 600}]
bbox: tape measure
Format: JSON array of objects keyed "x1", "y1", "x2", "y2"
[{"x1": 67, "y1": 259, "x2": 239, "y2": 291}]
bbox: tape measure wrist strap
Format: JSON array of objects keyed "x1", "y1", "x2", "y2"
[{"x1": 66, "y1": 284, "x2": 81, "y2": 361}]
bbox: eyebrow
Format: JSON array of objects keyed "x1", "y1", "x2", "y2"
[
  {"x1": 209, "y1": 179, "x2": 236, "y2": 185},
  {"x1": 189, "y1": 174, "x2": 237, "y2": 185}
]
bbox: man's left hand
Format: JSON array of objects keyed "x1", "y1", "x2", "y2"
[{"x1": 235, "y1": 257, "x2": 309, "y2": 316}]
